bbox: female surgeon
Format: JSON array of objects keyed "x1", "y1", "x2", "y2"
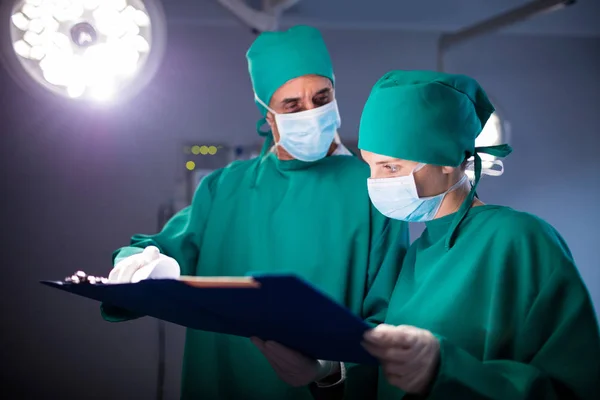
[{"x1": 357, "y1": 70, "x2": 600, "y2": 399}]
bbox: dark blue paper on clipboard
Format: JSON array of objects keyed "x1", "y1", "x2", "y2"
[{"x1": 41, "y1": 274, "x2": 377, "y2": 365}]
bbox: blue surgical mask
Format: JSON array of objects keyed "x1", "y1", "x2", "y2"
[
  {"x1": 367, "y1": 163, "x2": 467, "y2": 222},
  {"x1": 255, "y1": 95, "x2": 341, "y2": 162}
]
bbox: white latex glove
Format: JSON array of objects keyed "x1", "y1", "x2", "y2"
[
  {"x1": 251, "y1": 337, "x2": 342, "y2": 387},
  {"x1": 363, "y1": 324, "x2": 440, "y2": 395},
  {"x1": 108, "y1": 246, "x2": 180, "y2": 283}
]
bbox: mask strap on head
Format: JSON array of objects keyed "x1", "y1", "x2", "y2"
[
  {"x1": 445, "y1": 144, "x2": 513, "y2": 250},
  {"x1": 254, "y1": 94, "x2": 276, "y2": 157},
  {"x1": 250, "y1": 95, "x2": 278, "y2": 188},
  {"x1": 254, "y1": 94, "x2": 277, "y2": 116}
]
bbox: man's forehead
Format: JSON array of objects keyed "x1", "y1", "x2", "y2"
[{"x1": 272, "y1": 75, "x2": 332, "y2": 100}]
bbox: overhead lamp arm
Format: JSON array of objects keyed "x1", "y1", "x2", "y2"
[
  {"x1": 437, "y1": 0, "x2": 577, "y2": 71},
  {"x1": 217, "y1": 0, "x2": 301, "y2": 34}
]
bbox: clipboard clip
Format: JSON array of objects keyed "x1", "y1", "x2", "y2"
[{"x1": 65, "y1": 270, "x2": 108, "y2": 285}]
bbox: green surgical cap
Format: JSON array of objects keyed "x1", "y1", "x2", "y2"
[
  {"x1": 359, "y1": 70, "x2": 512, "y2": 250},
  {"x1": 246, "y1": 25, "x2": 334, "y2": 118},
  {"x1": 359, "y1": 70, "x2": 495, "y2": 166}
]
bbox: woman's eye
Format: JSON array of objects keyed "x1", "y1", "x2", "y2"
[{"x1": 384, "y1": 165, "x2": 399, "y2": 173}]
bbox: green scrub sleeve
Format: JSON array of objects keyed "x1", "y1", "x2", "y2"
[
  {"x1": 426, "y1": 264, "x2": 600, "y2": 400},
  {"x1": 343, "y1": 207, "x2": 409, "y2": 399},
  {"x1": 362, "y1": 205, "x2": 409, "y2": 327},
  {"x1": 100, "y1": 170, "x2": 221, "y2": 322}
]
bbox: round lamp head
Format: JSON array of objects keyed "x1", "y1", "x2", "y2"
[{"x1": 1, "y1": 0, "x2": 166, "y2": 105}]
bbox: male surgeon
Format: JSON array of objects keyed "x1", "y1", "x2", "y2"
[{"x1": 102, "y1": 26, "x2": 409, "y2": 400}]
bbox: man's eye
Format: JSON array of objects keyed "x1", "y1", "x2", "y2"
[
  {"x1": 284, "y1": 102, "x2": 299, "y2": 112},
  {"x1": 384, "y1": 165, "x2": 399, "y2": 173},
  {"x1": 314, "y1": 96, "x2": 329, "y2": 106}
]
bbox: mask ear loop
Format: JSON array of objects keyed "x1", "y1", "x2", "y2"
[
  {"x1": 404, "y1": 163, "x2": 427, "y2": 199},
  {"x1": 412, "y1": 163, "x2": 468, "y2": 203},
  {"x1": 412, "y1": 163, "x2": 426, "y2": 173},
  {"x1": 254, "y1": 94, "x2": 279, "y2": 154},
  {"x1": 254, "y1": 94, "x2": 277, "y2": 116},
  {"x1": 251, "y1": 95, "x2": 277, "y2": 188}
]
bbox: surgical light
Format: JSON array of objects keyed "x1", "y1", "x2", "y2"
[{"x1": 2, "y1": 0, "x2": 165, "y2": 103}]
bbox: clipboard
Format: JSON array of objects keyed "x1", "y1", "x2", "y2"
[{"x1": 41, "y1": 273, "x2": 377, "y2": 365}]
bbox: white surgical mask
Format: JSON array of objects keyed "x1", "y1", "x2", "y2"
[
  {"x1": 367, "y1": 163, "x2": 467, "y2": 222},
  {"x1": 255, "y1": 95, "x2": 341, "y2": 162}
]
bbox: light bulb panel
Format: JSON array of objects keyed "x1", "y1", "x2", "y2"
[{"x1": 4, "y1": 0, "x2": 164, "y2": 103}]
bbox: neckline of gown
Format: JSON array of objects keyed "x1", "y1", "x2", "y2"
[
  {"x1": 424, "y1": 204, "x2": 503, "y2": 243},
  {"x1": 264, "y1": 152, "x2": 353, "y2": 171}
]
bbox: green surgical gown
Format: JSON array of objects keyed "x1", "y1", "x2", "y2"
[
  {"x1": 376, "y1": 205, "x2": 600, "y2": 399},
  {"x1": 102, "y1": 152, "x2": 409, "y2": 400}
]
